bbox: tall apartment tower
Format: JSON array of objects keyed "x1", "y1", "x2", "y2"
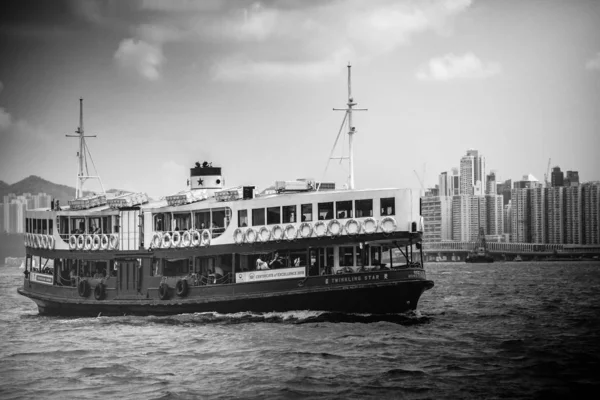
[
  {"x1": 452, "y1": 195, "x2": 487, "y2": 241},
  {"x1": 547, "y1": 186, "x2": 565, "y2": 244},
  {"x1": 486, "y1": 194, "x2": 504, "y2": 236},
  {"x1": 451, "y1": 168, "x2": 460, "y2": 195},
  {"x1": 438, "y1": 172, "x2": 449, "y2": 197},
  {"x1": 511, "y1": 188, "x2": 529, "y2": 242},
  {"x1": 565, "y1": 186, "x2": 582, "y2": 244},
  {"x1": 421, "y1": 196, "x2": 453, "y2": 242},
  {"x1": 582, "y1": 182, "x2": 600, "y2": 245},
  {"x1": 564, "y1": 171, "x2": 580, "y2": 187},
  {"x1": 504, "y1": 201, "x2": 512, "y2": 236},
  {"x1": 460, "y1": 149, "x2": 486, "y2": 196},
  {"x1": 530, "y1": 187, "x2": 547, "y2": 243},
  {"x1": 551, "y1": 166, "x2": 564, "y2": 187},
  {"x1": 486, "y1": 172, "x2": 496, "y2": 195}
]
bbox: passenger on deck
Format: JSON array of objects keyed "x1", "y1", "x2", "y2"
[
  {"x1": 256, "y1": 258, "x2": 269, "y2": 270},
  {"x1": 269, "y1": 252, "x2": 283, "y2": 269},
  {"x1": 70, "y1": 268, "x2": 77, "y2": 286}
]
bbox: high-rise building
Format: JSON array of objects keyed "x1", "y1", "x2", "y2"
[
  {"x1": 511, "y1": 188, "x2": 529, "y2": 242},
  {"x1": 486, "y1": 194, "x2": 504, "y2": 235},
  {"x1": 421, "y1": 196, "x2": 453, "y2": 242},
  {"x1": 564, "y1": 171, "x2": 580, "y2": 187},
  {"x1": 497, "y1": 179, "x2": 512, "y2": 206},
  {"x1": 551, "y1": 166, "x2": 564, "y2": 187},
  {"x1": 504, "y1": 201, "x2": 512, "y2": 236},
  {"x1": 459, "y1": 149, "x2": 486, "y2": 196},
  {"x1": 450, "y1": 168, "x2": 459, "y2": 196},
  {"x1": 565, "y1": 186, "x2": 582, "y2": 244},
  {"x1": 547, "y1": 187, "x2": 565, "y2": 244},
  {"x1": 452, "y1": 195, "x2": 487, "y2": 241},
  {"x1": 582, "y1": 182, "x2": 600, "y2": 245},
  {"x1": 486, "y1": 172, "x2": 496, "y2": 195},
  {"x1": 438, "y1": 172, "x2": 449, "y2": 197},
  {"x1": 514, "y1": 174, "x2": 542, "y2": 189},
  {"x1": 530, "y1": 187, "x2": 546, "y2": 243}
]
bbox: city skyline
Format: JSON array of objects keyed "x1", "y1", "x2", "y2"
[{"x1": 1, "y1": 0, "x2": 599, "y2": 199}]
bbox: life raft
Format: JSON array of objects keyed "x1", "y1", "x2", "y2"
[
  {"x1": 380, "y1": 216, "x2": 397, "y2": 234},
  {"x1": 284, "y1": 224, "x2": 296, "y2": 241},
  {"x1": 94, "y1": 282, "x2": 106, "y2": 300},
  {"x1": 363, "y1": 217, "x2": 378, "y2": 234},
  {"x1": 78, "y1": 279, "x2": 90, "y2": 297},
  {"x1": 158, "y1": 283, "x2": 170, "y2": 300},
  {"x1": 328, "y1": 219, "x2": 342, "y2": 236},
  {"x1": 175, "y1": 279, "x2": 189, "y2": 297}
]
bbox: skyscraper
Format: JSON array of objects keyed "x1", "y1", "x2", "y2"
[
  {"x1": 564, "y1": 171, "x2": 580, "y2": 187},
  {"x1": 565, "y1": 186, "x2": 582, "y2": 244},
  {"x1": 421, "y1": 196, "x2": 453, "y2": 242},
  {"x1": 486, "y1": 194, "x2": 504, "y2": 236},
  {"x1": 547, "y1": 187, "x2": 565, "y2": 244},
  {"x1": 452, "y1": 195, "x2": 487, "y2": 241},
  {"x1": 582, "y1": 182, "x2": 600, "y2": 245},
  {"x1": 486, "y1": 172, "x2": 496, "y2": 195},
  {"x1": 511, "y1": 188, "x2": 529, "y2": 242},
  {"x1": 459, "y1": 149, "x2": 486, "y2": 196},
  {"x1": 530, "y1": 187, "x2": 546, "y2": 243},
  {"x1": 551, "y1": 166, "x2": 564, "y2": 187}
]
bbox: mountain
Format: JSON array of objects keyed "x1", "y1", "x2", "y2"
[{"x1": 0, "y1": 175, "x2": 132, "y2": 204}]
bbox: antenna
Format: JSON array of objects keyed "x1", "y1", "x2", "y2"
[
  {"x1": 66, "y1": 98, "x2": 105, "y2": 198},
  {"x1": 329, "y1": 63, "x2": 368, "y2": 190}
]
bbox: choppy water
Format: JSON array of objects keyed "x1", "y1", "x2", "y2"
[{"x1": 1, "y1": 261, "x2": 599, "y2": 399}]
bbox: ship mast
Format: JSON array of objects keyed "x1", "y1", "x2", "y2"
[
  {"x1": 66, "y1": 98, "x2": 105, "y2": 198},
  {"x1": 332, "y1": 63, "x2": 367, "y2": 190}
]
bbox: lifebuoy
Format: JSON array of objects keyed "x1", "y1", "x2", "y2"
[
  {"x1": 299, "y1": 222, "x2": 313, "y2": 238},
  {"x1": 233, "y1": 228, "x2": 244, "y2": 244},
  {"x1": 245, "y1": 228, "x2": 256, "y2": 244},
  {"x1": 271, "y1": 225, "x2": 283, "y2": 241},
  {"x1": 35, "y1": 234, "x2": 41, "y2": 249},
  {"x1": 345, "y1": 219, "x2": 361, "y2": 235},
  {"x1": 78, "y1": 279, "x2": 90, "y2": 297},
  {"x1": 314, "y1": 221, "x2": 327, "y2": 237},
  {"x1": 92, "y1": 234, "x2": 101, "y2": 251},
  {"x1": 76, "y1": 235, "x2": 85, "y2": 250},
  {"x1": 191, "y1": 230, "x2": 201, "y2": 247},
  {"x1": 181, "y1": 231, "x2": 191, "y2": 247},
  {"x1": 47, "y1": 235, "x2": 55, "y2": 250},
  {"x1": 84, "y1": 235, "x2": 93, "y2": 251},
  {"x1": 69, "y1": 235, "x2": 77, "y2": 250},
  {"x1": 162, "y1": 232, "x2": 172, "y2": 248},
  {"x1": 158, "y1": 283, "x2": 170, "y2": 300},
  {"x1": 381, "y1": 216, "x2": 397, "y2": 233},
  {"x1": 94, "y1": 283, "x2": 106, "y2": 300},
  {"x1": 40, "y1": 235, "x2": 48, "y2": 249},
  {"x1": 151, "y1": 233, "x2": 162, "y2": 248},
  {"x1": 100, "y1": 234, "x2": 110, "y2": 250},
  {"x1": 24, "y1": 234, "x2": 29, "y2": 247},
  {"x1": 258, "y1": 226, "x2": 271, "y2": 242},
  {"x1": 175, "y1": 279, "x2": 189, "y2": 297},
  {"x1": 284, "y1": 224, "x2": 296, "y2": 241},
  {"x1": 363, "y1": 217, "x2": 378, "y2": 234},
  {"x1": 172, "y1": 231, "x2": 181, "y2": 248},
  {"x1": 109, "y1": 234, "x2": 119, "y2": 250},
  {"x1": 328, "y1": 219, "x2": 342, "y2": 236},
  {"x1": 200, "y1": 229, "x2": 211, "y2": 246}
]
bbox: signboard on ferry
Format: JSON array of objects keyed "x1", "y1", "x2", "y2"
[
  {"x1": 30, "y1": 272, "x2": 54, "y2": 286},
  {"x1": 236, "y1": 267, "x2": 306, "y2": 283}
]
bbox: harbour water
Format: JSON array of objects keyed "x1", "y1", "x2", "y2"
[{"x1": 1, "y1": 261, "x2": 599, "y2": 399}]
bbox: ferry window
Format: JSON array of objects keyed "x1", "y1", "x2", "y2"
[
  {"x1": 88, "y1": 217, "x2": 101, "y2": 234},
  {"x1": 71, "y1": 218, "x2": 84, "y2": 234},
  {"x1": 252, "y1": 208, "x2": 265, "y2": 226},
  {"x1": 289, "y1": 250, "x2": 306, "y2": 268},
  {"x1": 154, "y1": 214, "x2": 164, "y2": 231},
  {"x1": 238, "y1": 210, "x2": 248, "y2": 227},
  {"x1": 370, "y1": 246, "x2": 382, "y2": 267},
  {"x1": 211, "y1": 208, "x2": 229, "y2": 238},
  {"x1": 267, "y1": 207, "x2": 281, "y2": 225},
  {"x1": 339, "y1": 246, "x2": 354, "y2": 267},
  {"x1": 114, "y1": 216, "x2": 120, "y2": 233},
  {"x1": 336, "y1": 200, "x2": 353, "y2": 219},
  {"x1": 59, "y1": 217, "x2": 69, "y2": 237},
  {"x1": 318, "y1": 202, "x2": 334, "y2": 220},
  {"x1": 282, "y1": 205, "x2": 296, "y2": 223},
  {"x1": 355, "y1": 199, "x2": 373, "y2": 217},
  {"x1": 173, "y1": 213, "x2": 191, "y2": 231},
  {"x1": 49, "y1": 219, "x2": 53, "y2": 234},
  {"x1": 301, "y1": 204, "x2": 313, "y2": 222},
  {"x1": 356, "y1": 245, "x2": 364, "y2": 267},
  {"x1": 195, "y1": 210, "x2": 210, "y2": 230},
  {"x1": 25, "y1": 218, "x2": 29, "y2": 233},
  {"x1": 41, "y1": 219, "x2": 47, "y2": 234},
  {"x1": 380, "y1": 197, "x2": 395, "y2": 216},
  {"x1": 101, "y1": 216, "x2": 111, "y2": 233}
]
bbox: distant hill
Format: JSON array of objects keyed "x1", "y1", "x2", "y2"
[{"x1": 0, "y1": 176, "x2": 126, "y2": 204}]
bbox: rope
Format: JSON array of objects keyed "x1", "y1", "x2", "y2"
[{"x1": 317, "y1": 111, "x2": 348, "y2": 192}]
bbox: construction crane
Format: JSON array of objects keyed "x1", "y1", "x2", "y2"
[{"x1": 544, "y1": 158, "x2": 551, "y2": 188}]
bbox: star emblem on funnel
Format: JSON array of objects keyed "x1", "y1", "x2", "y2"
[{"x1": 197, "y1": 178, "x2": 204, "y2": 186}]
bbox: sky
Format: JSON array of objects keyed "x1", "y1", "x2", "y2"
[{"x1": 0, "y1": 0, "x2": 599, "y2": 198}]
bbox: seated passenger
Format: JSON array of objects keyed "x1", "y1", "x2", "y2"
[{"x1": 256, "y1": 258, "x2": 269, "y2": 270}]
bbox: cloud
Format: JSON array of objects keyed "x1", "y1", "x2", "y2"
[
  {"x1": 416, "y1": 52, "x2": 501, "y2": 81},
  {"x1": 108, "y1": 0, "x2": 473, "y2": 81},
  {"x1": 585, "y1": 52, "x2": 600, "y2": 71},
  {"x1": 114, "y1": 38, "x2": 164, "y2": 81}
]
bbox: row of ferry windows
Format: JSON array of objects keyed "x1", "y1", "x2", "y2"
[
  {"x1": 237, "y1": 197, "x2": 395, "y2": 227},
  {"x1": 27, "y1": 217, "x2": 118, "y2": 236},
  {"x1": 25, "y1": 218, "x2": 54, "y2": 234},
  {"x1": 153, "y1": 208, "x2": 232, "y2": 237}
]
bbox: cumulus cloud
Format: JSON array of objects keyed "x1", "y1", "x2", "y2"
[
  {"x1": 107, "y1": 0, "x2": 473, "y2": 82},
  {"x1": 114, "y1": 38, "x2": 164, "y2": 81},
  {"x1": 416, "y1": 52, "x2": 501, "y2": 81},
  {"x1": 585, "y1": 52, "x2": 600, "y2": 71}
]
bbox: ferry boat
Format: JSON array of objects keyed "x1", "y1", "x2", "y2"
[{"x1": 17, "y1": 65, "x2": 434, "y2": 317}]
